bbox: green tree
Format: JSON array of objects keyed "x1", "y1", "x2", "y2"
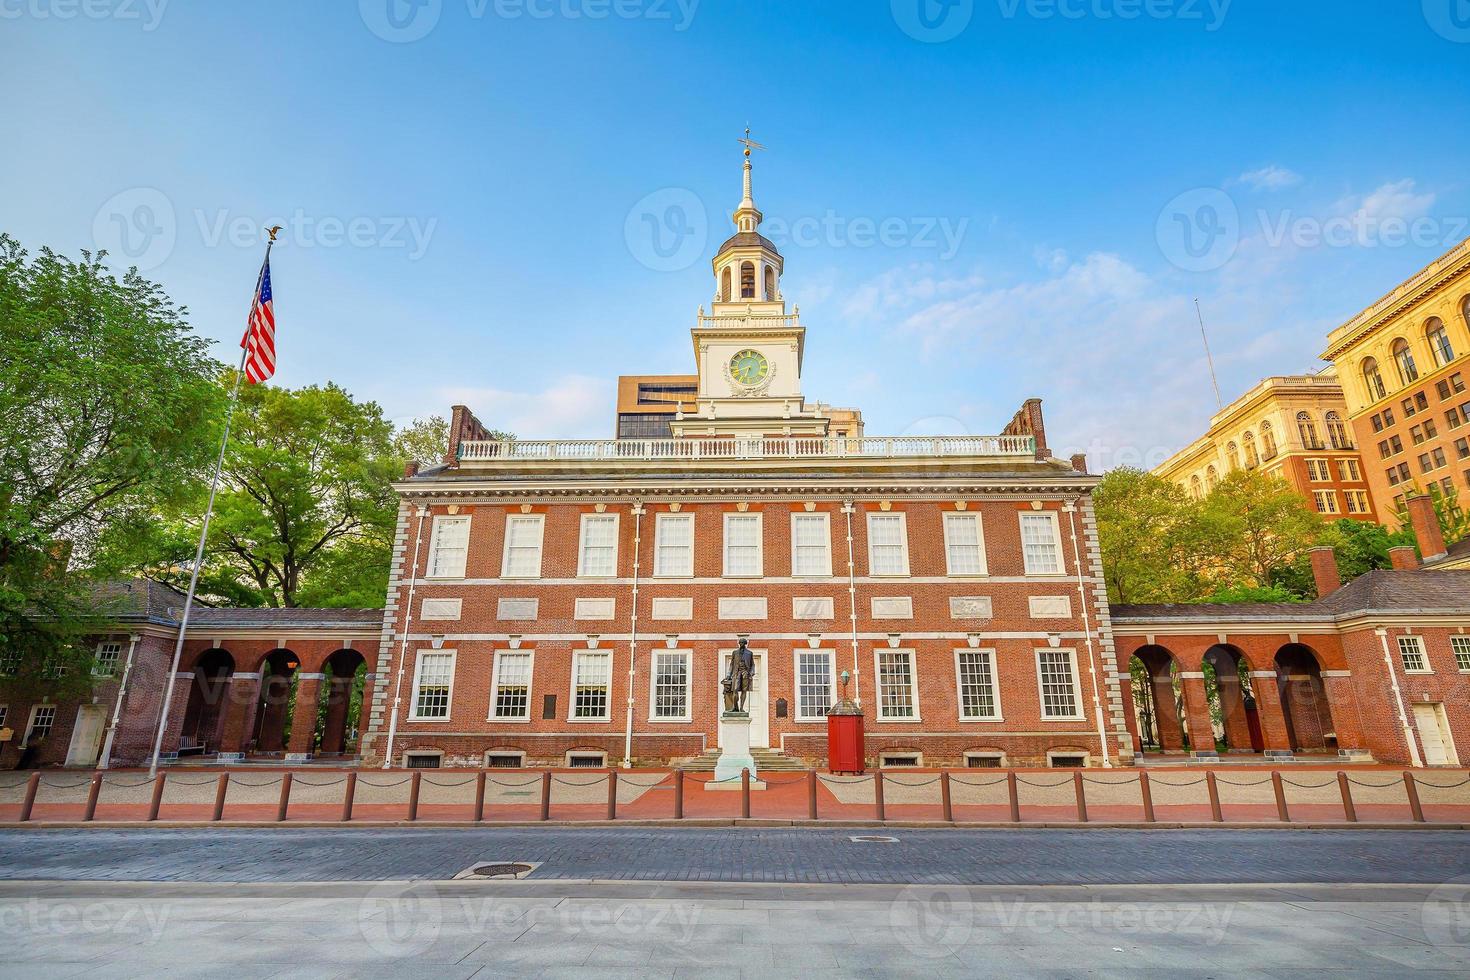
[
  {"x1": 1325, "y1": 518, "x2": 1416, "y2": 581},
  {"x1": 0, "y1": 235, "x2": 223, "y2": 691},
  {"x1": 392, "y1": 414, "x2": 513, "y2": 468},
  {"x1": 1092, "y1": 468, "x2": 1198, "y2": 604},
  {"x1": 141, "y1": 380, "x2": 400, "y2": 607},
  {"x1": 1394, "y1": 485, "x2": 1470, "y2": 552},
  {"x1": 1193, "y1": 468, "x2": 1327, "y2": 589}
]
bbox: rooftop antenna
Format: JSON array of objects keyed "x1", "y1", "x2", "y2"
[{"x1": 1195, "y1": 298, "x2": 1223, "y2": 412}]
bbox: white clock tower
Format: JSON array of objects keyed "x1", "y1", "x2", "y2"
[{"x1": 669, "y1": 133, "x2": 856, "y2": 439}]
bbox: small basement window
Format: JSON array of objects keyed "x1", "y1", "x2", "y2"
[
  {"x1": 964, "y1": 753, "x2": 1004, "y2": 769},
  {"x1": 879, "y1": 753, "x2": 921, "y2": 768},
  {"x1": 1048, "y1": 753, "x2": 1087, "y2": 769},
  {"x1": 404, "y1": 752, "x2": 442, "y2": 769},
  {"x1": 485, "y1": 752, "x2": 525, "y2": 769},
  {"x1": 567, "y1": 752, "x2": 606, "y2": 769}
]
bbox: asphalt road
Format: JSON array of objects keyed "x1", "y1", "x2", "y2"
[{"x1": 1, "y1": 827, "x2": 1468, "y2": 885}]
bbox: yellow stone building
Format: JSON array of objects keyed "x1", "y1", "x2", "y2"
[
  {"x1": 1153, "y1": 371, "x2": 1377, "y2": 521},
  {"x1": 1321, "y1": 236, "x2": 1470, "y2": 524}
]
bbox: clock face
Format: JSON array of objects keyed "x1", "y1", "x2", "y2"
[{"x1": 729, "y1": 349, "x2": 770, "y2": 387}]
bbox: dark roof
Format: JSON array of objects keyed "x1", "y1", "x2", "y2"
[
  {"x1": 1425, "y1": 537, "x2": 1470, "y2": 568},
  {"x1": 715, "y1": 231, "x2": 780, "y2": 255},
  {"x1": 1113, "y1": 568, "x2": 1470, "y2": 623},
  {"x1": 89, "y1": 579, "x2": 380, "y2": 631}
]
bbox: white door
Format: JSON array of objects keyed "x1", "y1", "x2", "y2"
[
  {"x1": 718, "y1": 649, "x2": 768, "y2": 748},
  {"x1": 65, "y1": 705, "x2": 106, "y2": 768},
  {"x1": 1413, "y1": 704, "x2": 1452, "y2": 766}
]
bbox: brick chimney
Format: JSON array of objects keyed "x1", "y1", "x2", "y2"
[
  {"x1": 403, "y1": 460, "x2": 420, "y2": 479},
  {"x1": 1069, "y1": 453, "x2": 1088, "y2": 474},
  {"x1": 1405, "y1": 492, "x2": 1448, "y2": 563},
  {"x1": 1308, "y1": 546, "x2": 1341, "y2": 597},
  {"x1": 1388, "y1": 546, "x2": 1419, "y2": 570}
]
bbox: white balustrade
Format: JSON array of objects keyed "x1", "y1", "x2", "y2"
[{"x1": 456, "y1": 434, "x2": 1035, "y2": 462}]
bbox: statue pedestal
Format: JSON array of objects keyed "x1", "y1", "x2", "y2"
[{"x1": 707, "y1": 711, "x2": 765, "y2": 790}]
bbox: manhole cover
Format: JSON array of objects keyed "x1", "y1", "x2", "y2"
[
  {"x1": 849, "y1": 835, "x2": 898, "y2": 844},
  {"x1": 452, "y1": 861, "x2": 541, "y2": 880}
]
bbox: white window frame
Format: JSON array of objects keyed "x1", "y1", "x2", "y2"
[
  {"x1": 1018, "y1": 511, "x2": 1066, "y2": 576},
  {"x1": 402, "y1": 750, "x2": 444, "y2": 769},
  {"x1": 24, "y1": 704, "x2": 57, "y2": 745},
  {"x1": 577, "y1": 513, "x2": 620, "y2": 578},
  {"x1": 1337, "y1": 458, "x2": 1362, "y2": 482},
  {"x1": 1306, "y1": 458, "x2": 1331, "y2": 482},
  {"x1": 1034, "y1": 648, "x2": 1084, "y2": 720},
  {"x1": 793, "y1": 648, "x2": 836, "y2": 722},
  {"x1": 953, "y1": 648, "x2": 1003, "y2": 721},
  {"x1": 866, "y1": 512, "x2": 911, "y2": 577},
  {"x1": 566, "y1": 750, "x2": 607, "y2": 768},
  {"x1": 568, "y1": 650, "x2": 613, "y2": 722},
  {"x1": 500, "y1": 514, "x2": 546, "y2": 579},
  {"x1": 872, "y1": 648, "x2": 920, "y2": 721},
  {"x1": 879, "y1": 751, "x2": 924, "y2": 768},
  {"x1": 487, "y1": 649, "x2": 535, "y2": 722},
  {"x1": 942, "y1": 512, "x2": 988, "y2": 577},
  {"x1": 647, "y1": 649, "x2": 693, "y2": 723},
  {"x1": 722, "y1": 512, "x2": 764, "y2": 578},
  {"x1": 409, "y1": 649, "x2": 456, "y2": 721},
  {"x1": 1312, "y1": 490, "x2": 1339, "y2": 515},
  {"x1": 653, "y1": 513, "x2": 694, "y2": 578},
  {"x1": 1398, "y1": 635, "x2": 1430, "y2": 674},
  {"x1": 789, "y1": 512, "x2": 833, "y2": 577},
  {"x1": 1452, "y1": 636, "x2": 1470, "y2": 673},
  {"x1": 92, "y1": 639, "x2": 123, "y2": 677},
  {"x1": 426, "y1": 514, "x2": 471, "y2": 579}
]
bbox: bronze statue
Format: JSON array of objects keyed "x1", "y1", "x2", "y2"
[{"x1": 724, "y1": 639, "x2": 755, "y2": 714}]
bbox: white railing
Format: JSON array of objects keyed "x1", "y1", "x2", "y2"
[
  {"x1": 457, "y1": 435, "x2": 1036, "y2": 462},
  {"x1": 697, "y1": 313, "x2": 801, "y2": 331}
]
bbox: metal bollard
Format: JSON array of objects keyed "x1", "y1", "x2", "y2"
[
  {"x1": 1404, "y1": 771, "x2": 1425, "y2": 823},
  {"x1": 1138, "y1": 770, "x2": 1155, "y2": 823},
  {"x1": 1073, "y1": 770, "x2": 1088, "y2": 823},
  {"x1": 148, "y1": 772, "x2": 167, "y2": 822},
  {"x1": 406, "y1": 770, "x2": 421, "y2": 822},
  {"x1": 1007, "y1": 770, "x2": 1020, "y2": 823},
  {"x1": 1271, "y1": 771, "x2": 1290, "y2": 823},
  {"x1": 275, "y1": 772, "x2": 292, "y2": 823},
  {"x1": 472, "y1": 771, "x2": 486, "y2": 823},
  {"x1": 674, "y1": 769, "x2": 684, "y2": 820},
  {"x1": 1205, "y1": 771, "x2": 1223, "y2": 822},
  {"x1": 83, "y1": 773, "x2": 103, "y2": 822},
  {"x1": 18, "y1": 773, "x2": 41, "y2": 823},
  {"x1": 941, "y1": 771, "x2": 953, "y2": 823},
  {"x1": 213, "y1": 772, "x2": 229, "y2": 822},
  {"x1": 741, "y1": 768, "x2": 751, "y2": 819},
  {"x1": 807, "y1": 769, "x2": 818, "y2": 821},
  {"x1": 607, "y1": 770, "x2": 618, "y2": 821},
  {"x1": 342, "y1": 771, "x2": 358, "y2": 823},
  {"x1": 1337, "y1": 771, "x2": 1356, "y2": 823},
  {"x1": 540, "y1": 770, "x2": 551, "y2": 821},
  {"x1": 874, "y1": 770, "x2": 885, "y2": 822}
]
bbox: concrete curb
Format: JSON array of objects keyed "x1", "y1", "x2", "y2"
[{"x1": 4, "y1": 819, "x2": 1468, "y2": 831}]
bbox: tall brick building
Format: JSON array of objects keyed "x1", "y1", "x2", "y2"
[{"x1": 357, "y1": 150, "x2": 1134, "y2": 770}]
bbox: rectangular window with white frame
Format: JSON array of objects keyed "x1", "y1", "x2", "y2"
[
  {"x1": 874, "y1": 649, "x2": 918, "y2": 720},
  {"x1": 790, "y1": 512, "x2": 832, "y2": 577},
  {"x1": 577, "y1": 513, "x2": 619, "y2": 577},
  {"x1": 954, "y1": 649, "x2": 1001, "y2": 720},
  {"x1": 1035, "y1": 649, "x2": 1083, "y2": 719},
  {"x1": 1019, "y1": 512, "x2": 1064, "y2": 575},
  {"x1": 1306, "y1": 458, "x2": 1331, "y2": 482},
  {"x1": 488, "y1": 650, "x2": 533, "y2": 720},
  {"x1": 410, "y1": 651, "x2": 455, "y2": 720},
  {"x1": 426, "y1": 515, "x2": 471, "y2": 578},
  {"x1": 25, "y1": 704, "x2": 57, "y2": 745},
  {"x1": 1398, "y1": 635, "x2": 1429, "y2": 673},
  {"x1": 866, "y1": 513, "x2": 910, "y2": 576},
  {"x1": 1312, "y1": 490, "x2": 1339, "y2": 515},
  {"x1": 943, "y1": 512, "x2": 988, "y2": 576},
  {"x1": 93, "y1": 640, "x2": 123, "y2": 676},
  {"x1": 1453, "y1": 636, "x2": 1470, "y2": 672},
  {"x1": 653, "y1": 513, "x2": 693, "y2": 577},
  {"x1": 649, "y1": 650, "x2": 691, "y2": 721},
  {"x1": 795, "y1": 649, "x2": 835, "y2": 720},
  {"x1": 501, "y1": 514, "x2": 545, "y2": 578},
  {"x1": 571, "y1": 651, "x2": 612, "y2": 720},
  {"x1": 723, "y1": 513, "x2": 763, "y2": 577}
]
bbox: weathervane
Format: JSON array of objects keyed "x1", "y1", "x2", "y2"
[{"x1": 738, "y1": 126, "x2": 766, "y2": 158}]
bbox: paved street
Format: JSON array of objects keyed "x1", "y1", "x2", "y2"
[
  {"x1": 1, "y1": 826, "x2": 1469, "y2": 885},
  {"x1": 4, "y1": 829, "x2": 1470, "y2": 977}
]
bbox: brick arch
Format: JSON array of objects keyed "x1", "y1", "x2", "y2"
[
  {"x1": 1274, "y1": 642, "x2": 1338, "y2": 754},
  {"x1": 179, "y1": 648, "x2": 235, "y2": 754},
  {"x1": 1126, "y1": 644, "x2": 1188, "y2": 753}
]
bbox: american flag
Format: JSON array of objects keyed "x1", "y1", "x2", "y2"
[{"x1": 240, "y1": 251, "x2": 276, "y2": 384}]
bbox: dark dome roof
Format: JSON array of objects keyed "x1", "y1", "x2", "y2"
[{"x1": 715, "y1": 231, "x2": 780, "y2": 255}]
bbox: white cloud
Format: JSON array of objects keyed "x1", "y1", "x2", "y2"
[
  {"x1": 437, "y1": 374, "x2": 615, "y2": 439},
  {"x1": 1235, "y1": 165, "x2": 1302, "y2": 191},
  {"x1": 1337, "y1": 178, "x2": 1435, "y2": 225}
]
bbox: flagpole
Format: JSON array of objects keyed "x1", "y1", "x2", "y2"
[{"x1": 147, "y1": 235, "x2": 275, "y2": 776}]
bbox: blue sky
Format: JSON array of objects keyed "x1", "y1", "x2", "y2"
[{"x1": 4, "y1": 0, "x2": 1470, "y2": 467}]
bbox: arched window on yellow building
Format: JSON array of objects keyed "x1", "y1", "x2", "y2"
[
  {"x1": 1260, "y1": 421, "x2": 1277, "y2": 459},
  {"x1": 740, "y1": 261, "x2": 756, "y2": 299},
  {"x1": 1326, "y1": 411, "x2": 1349, "y2": 450},
  {"x1": 1226, "y1": 442, "x2": 1240, "y2": 470},
  {"x1": 1427, "y1": 318, "x2": 1454, "y2": 368},
  {"x1": 1391, "y1": 338, "x2": 1418, "y2": 385},
  {"x1": 1297, "y1": 411, "x2": 1320, "y2": 449},
  {"x1": 1190, "y1": 475, "x2": 1202, "y2": 500},
  {"x1": 1242, "y1": 431, "x2": 1258, "y2": 468},
  {"x1": 1206, "y1": 465, "x2": 1218, "y2": 492},
  {"x1": 1361, "y1": 357, "x2": 1386, "y2": 401}
]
